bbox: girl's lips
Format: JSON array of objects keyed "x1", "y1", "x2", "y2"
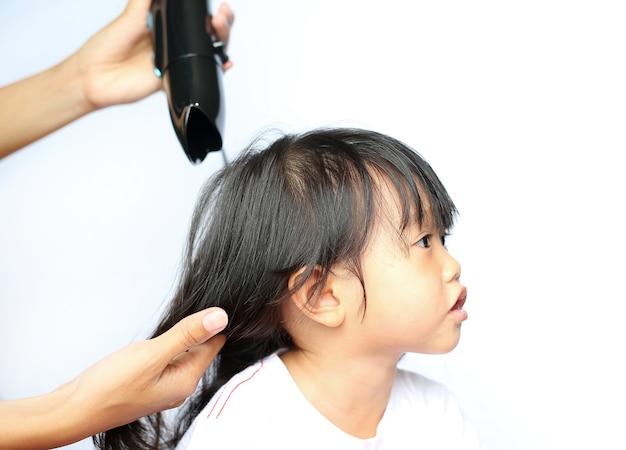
[
  {"x1": 451, "y1": 293, "x2": 466, "y2": 310},
  {"x1": 449, "y1": 289, "x2": 468, "y2": 322}
]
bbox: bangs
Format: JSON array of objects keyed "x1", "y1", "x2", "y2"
[
  {"x1": 355, "y1": 138, "x2": 458, "y2": 249},
  {"x1": 283, "y1": 128, "x2": 457, "y2": 274},
  {"x1": 366, "y1": 161, "x2": 457, "y2": 241}
]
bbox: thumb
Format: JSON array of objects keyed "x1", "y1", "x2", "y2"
[
  {"x1": 124, "y1": 0, "x2": 153, "y2": 17},
  {"x1": 154, "y1": 308, "x2": 228, "y2": 362}
]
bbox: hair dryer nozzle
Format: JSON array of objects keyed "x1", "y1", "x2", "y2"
[
  {"x1": 179, "y1": 104, "x2": 223, "y2": 164},
  {"x1": 150, "y1": 0, "x2": 225, "y2": 164}
]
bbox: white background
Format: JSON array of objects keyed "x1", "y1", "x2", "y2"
[{"x1": 1, "y1": 1, "x2": 625, "y2": 449}]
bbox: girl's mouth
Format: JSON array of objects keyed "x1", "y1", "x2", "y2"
[
  {"x1": 449, "y1": 289, "x2": 468, "y2": 322},
  {"x1": 451, "y1": 290, "x2": 466, "y2": 310}
]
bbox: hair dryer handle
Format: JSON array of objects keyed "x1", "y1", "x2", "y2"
[{"x1": 149, "y1": 0, "x2": 225, "y2": 164}]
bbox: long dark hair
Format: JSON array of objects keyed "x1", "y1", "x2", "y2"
[{"x1": 95, "y1": 127, "x2": 457, "y2": 449}]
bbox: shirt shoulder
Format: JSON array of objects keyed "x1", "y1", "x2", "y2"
[
  {"x1": 383, "y1": 369, "x2": 487, "y2": 449},
  {"x1": 205, "y1": 353, "x2": 289, "y2": 420},
  {"x1": 180, "y1": 353, "x2": 296, "y2": 449}
]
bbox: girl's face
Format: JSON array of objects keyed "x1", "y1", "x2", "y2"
[{"x1": 351, "y1": 180, "x2": 467, "y2": 358}]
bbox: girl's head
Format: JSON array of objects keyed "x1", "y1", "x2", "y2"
[
  {"x1": 169, "y1": 127, "x2": 457, "y2": 354},
  {"x1": 97, "y1": 127, "x2": 457, "y2": 449}
]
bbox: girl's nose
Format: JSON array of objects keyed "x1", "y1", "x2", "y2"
[{"x1": 442, "y1": 249, "x2": 462, "y2": 283}]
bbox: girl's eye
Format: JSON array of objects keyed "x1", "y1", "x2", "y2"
[
  {"x1": 416, "y1": 235, "x2": 432, "y2": 248},
  {"x1": 415, "y1": 233, "x2": 449, "y2": 249}
]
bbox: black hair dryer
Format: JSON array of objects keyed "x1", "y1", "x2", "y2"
[{"x1": 149, "y1": 0, "x2": 226, "y2": 164}]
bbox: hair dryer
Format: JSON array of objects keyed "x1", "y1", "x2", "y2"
[{"x1": 149, "y1": 0, "x2": 226, "y2": 164}]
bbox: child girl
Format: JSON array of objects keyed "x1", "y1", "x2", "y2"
[{"x1": 97, "y1": 128, "x2": 484, "y2": 449}]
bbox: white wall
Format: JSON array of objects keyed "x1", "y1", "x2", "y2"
[{"x1": 1, "y1": 1, "x2": 625, "y2": 449}]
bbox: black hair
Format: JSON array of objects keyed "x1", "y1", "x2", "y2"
[{"x1": 95, "y1": 127, "x2": 457, "y2": 449}]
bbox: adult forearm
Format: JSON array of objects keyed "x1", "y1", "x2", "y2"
[
  {"x1": 0, "y1": 384, "x2": 96, "y2": 450},
  {"x1": 0, "y1": 54, "x2": 93, "y2": 160}
]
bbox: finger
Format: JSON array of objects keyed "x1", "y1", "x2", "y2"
[
  {"x1": 124, "y1": 0, "x2": 153, "y2": 19},
  {"x1": 153, "y1": 308, "x2": 228, "y2": 361},
  {"x1": 124, "y1": 0, "x2": 152, "y2": 22},
  {"x1": 211, "y1": 3, "x2": 235, "y2": 47},
  {"x1": 168, "y1": 334, "x2": 226, "y2": 389}
]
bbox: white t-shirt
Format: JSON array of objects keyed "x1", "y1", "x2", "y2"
[{"x1": 178, "y1": 352, "x2": 486, "y2": 449}]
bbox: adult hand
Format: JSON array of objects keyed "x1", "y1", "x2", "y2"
[
  {"x1": 71, "y1": 307, "x2": 228, "y2": 417},
  {"x1": 0, "y1": 1, "x2": 235, "y2": 158},
  {"x1": 78, "y1": 0, "x2": 235, "y2": 110},
  {"x1": 0, "y1": 307, "x2": 228, "y2": 450}
]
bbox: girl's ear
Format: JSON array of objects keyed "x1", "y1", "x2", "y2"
[{"x1": 287, "y1": 266, "x2": 346, "y2": 328}]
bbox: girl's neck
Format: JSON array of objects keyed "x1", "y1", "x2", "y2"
[{"x1": 279, "y1": 348, "x2": 398, "y2": 439}]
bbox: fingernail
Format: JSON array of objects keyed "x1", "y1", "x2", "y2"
[{"x1": 202, "y1": 309, "x2": 228, "y2": 332}]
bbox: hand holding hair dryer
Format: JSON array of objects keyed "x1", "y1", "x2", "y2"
[{"x1": 149, "y1": 0, "x2": 226, "y2": 164}]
